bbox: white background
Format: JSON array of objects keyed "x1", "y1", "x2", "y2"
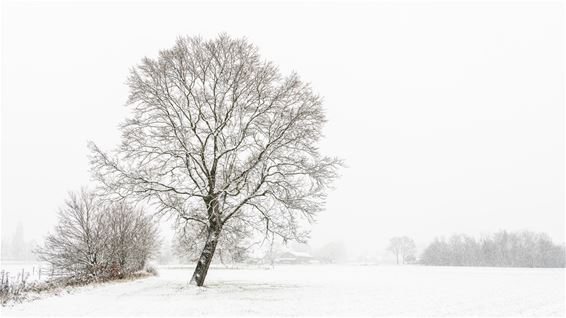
[{"x1": 1, "y1": 1, "x2": 563, "y2": 254}]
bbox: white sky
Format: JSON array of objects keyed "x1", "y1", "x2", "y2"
[{"x1": 1, "y1": 1, "x2": 564, "y2": 254}]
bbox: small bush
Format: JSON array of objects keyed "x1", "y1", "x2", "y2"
[
  {"x1": 0, "y1": 270, "x2": 33, "y2": 305},
  {"x1": 145, "y1": 265, "x2": 159, "y2": 276}
]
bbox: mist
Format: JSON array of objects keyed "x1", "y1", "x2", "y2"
[{"x1": 2, "y1": 1, "x2": 563, "y2": 261}]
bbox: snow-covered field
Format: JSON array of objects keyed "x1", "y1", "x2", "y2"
[{"x1": 2, "y1": 264, "x2": 564, "y2": 316}]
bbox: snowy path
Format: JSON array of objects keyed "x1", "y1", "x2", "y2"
[{"x1": 2, "y1": 265, "x2": 564, "y2": 316}]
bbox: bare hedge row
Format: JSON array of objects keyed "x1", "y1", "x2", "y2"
[{"x1": 36, "y1": 189, "x2": 159, "y2": 280}]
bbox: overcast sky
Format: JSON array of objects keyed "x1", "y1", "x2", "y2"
[{"x1": 1, "y1": 1, "x2": 564, "y2": 254}]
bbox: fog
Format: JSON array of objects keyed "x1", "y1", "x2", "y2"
[{"x1": 1, "y1": 1, "x2": 564, "y2": 258}]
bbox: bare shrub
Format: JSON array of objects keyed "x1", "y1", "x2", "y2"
[
  {"x1": 104, "y1": 202, "x2": 159, "y2": 277},
  {"x1": 145, "y1": 265, "x2": 159, "y2": 276},
  {"x1": 35, "y1": 189, "x2": 159, "y2": 281},
  {"x1": 35, "y1": 189, "x2": 107, "y2": 278},
  {"x1": 0, "y1": 270, "x2": 32, "y2": 305}
]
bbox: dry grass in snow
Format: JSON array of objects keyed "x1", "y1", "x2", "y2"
[{"x1": 1, "y1": 264, "x2": 564, "y2": 316}]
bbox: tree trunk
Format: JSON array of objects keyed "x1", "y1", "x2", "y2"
[
  {"x1": 190, "y1": 227, "x2": 221, "y2": 286},
  {"x1": 396, "y1": 253, "x2": 399, "y2": 265}
]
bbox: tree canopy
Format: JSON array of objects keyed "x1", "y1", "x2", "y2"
[{"x1": 89, "y1": 34, "x2": 341, "y2": 285}]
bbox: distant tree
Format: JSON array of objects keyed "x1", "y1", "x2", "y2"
[
  {"x1": 89, "y1": 34, "x2": 342, "y2": 286},
  {"x1": 420, "y1": 231, "x2": 565, "y2": 268},
  {"x1": 158, "y1": 241, "x2": 175, "y2": 265},
  {"x1": 420, "y1": 238, "x2": 449, "y2": 266},
  {"x1": 314, "y1": 241, "x2": 347, "y2": 263},
  {"x1": 388, "y1": 238, "x2": 402, "y2": 265},
  {"x1": 11, "y1": 223, "x2": 25, "y2": 260},
  {"x1": 388, "y1": 236, "x2": 416, "y2": 265},
  {"x1": 402, "y1": 238, "x2": 417, "y2": 264},
  {"x1": 1, "y1": 222, "x2": 36, "y2": 261},
  {"x1": 263, "y1": 238, "x2": 283, "y2": 268}
]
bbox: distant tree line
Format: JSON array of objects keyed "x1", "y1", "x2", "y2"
[
  {"x1": 420, "y1": 231, "x2": 565, "y2": 268},
  {"x1": 36, "y1": 189, "x2": 159, "y2": 281}
]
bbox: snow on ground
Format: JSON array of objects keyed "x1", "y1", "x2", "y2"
[{"x1": 2, "y1": 264, "x2": 564, "y2": 316}]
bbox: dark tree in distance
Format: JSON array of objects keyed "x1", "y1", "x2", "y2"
[{"x1": 89, "y1": 34, "x2": 341, "y2": 286}]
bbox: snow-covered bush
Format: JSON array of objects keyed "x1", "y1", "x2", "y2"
[{"x1": 35, "y1": 189, "x2": 159, "y2": 281}]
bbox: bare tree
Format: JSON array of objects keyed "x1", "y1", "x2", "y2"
[
  {"x1": 388, "y1": 236, "x2": 416, "y2": 265},
  {"x1": 36, "y1": 189, "x2": 159, "y2": 280},
  {"x1": 314, "y1": 241, "x2": 347, "y2": 264},
  {"x1": 262, "y1": 237, "x2": 283, "y2": 268},
  {"x1": 104, "y1": 202, "x2": 159, "y2": 276},
  {"x1": 89, "y1": 34, "x2": 341, "y2": 286},
  {"x1": 37, "y1": 189, "x2": 108, "y2": 278}
]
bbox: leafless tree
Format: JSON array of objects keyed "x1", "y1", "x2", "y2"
[
  {"x1": 36, "y1": 189, "x2": 109, "y2": 278},
  {"x1": 104, "y1": 202, "x2": 160, "y2": 276},
  {"x1": 36, "y1": 189, "x2": 159, "y2": 280},
  {"x1": 89, "y1": 34, "x2": 341, "y2": 286},
  {"x1": 388, "y1": 236, "x2": 416, "y2": 265},
  {"x1": 259, "y1": 237, "x2": 284, "y2": 268}
]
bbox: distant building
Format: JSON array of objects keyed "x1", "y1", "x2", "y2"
[
  {"x1": 276, "y1": 251, "x2": 315, "y2": 264},
  {"x1": 244, "y1": 256, "x2": 264, "y2": 265}
]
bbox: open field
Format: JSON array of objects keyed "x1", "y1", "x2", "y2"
[{"x1": 2, "y1": 264, "x2": 564, "y2": 316}]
